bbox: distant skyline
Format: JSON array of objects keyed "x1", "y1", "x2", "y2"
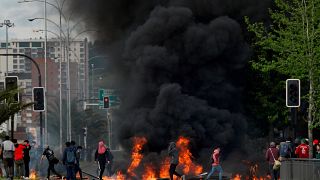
[{"x1": 0, "y1": 0, "x2": 90, "y2": 41}]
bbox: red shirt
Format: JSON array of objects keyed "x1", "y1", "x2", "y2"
[
  {"x1": 266, "y1": 147, "x2": 279, "y2": 164},
  {"x1": 14, "y1": 144, "x2": 25, "y2": 161},
  {"x1": 212, "y1": 149, "x2": 220, "y2": 166},
  {"x1": 295, "y1": 144, "x2": 309, "y2": 158}
]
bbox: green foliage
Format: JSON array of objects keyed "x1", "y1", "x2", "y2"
[
  {"x1": 246, "y1": 0, "x2": 320, "y2": 129},
  {"x1": 0, "y1": 88, "x2": 33, "y2": 125}
]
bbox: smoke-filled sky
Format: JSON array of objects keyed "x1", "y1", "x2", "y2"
[{"x1": 68, "y1": 0, "x2": 271, "y2": 153}]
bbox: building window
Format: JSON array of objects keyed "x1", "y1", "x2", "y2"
[
  {"x1": 32, "y1": 42, "x2": 42, "y2": 47},
  {"x1": 13, "y1": 65, "x2": 18, "y2": 69},
  {"x1": 13, "y1": 49, "x2": 17, "y2": 53},
  {"x1": 32, "y1": 54, "x2": 37, "y2": 58},
  {"x1": 57, "y1": 48, "x2": 60, "y2": 51},
  {"x1": 19, "y1": 42, "x2": 30, "y2": 47},
  {"x1": 80, "y1": 54, "x2": 84, "y2": 58},
  {"x1": 80, "y1": 42, "x2": 84, "y2": 47},
  {"x1": 80, "y1": 48, "x2": 84, "y2": 52},
  {"x1": 32, "y1": 48, "x2": 37, "y2": 53},
  {"x1": 20, "y1": 65, "x2": 25, "y2": 69},
  {"x1": 13, "y1": 59, "x2": 17, "y2": 63},
  {"x1": 19, "y1": 59, "x2": 24, "y2": 63},
  {"x1": 19, "y1": 49, "x2": 25, "y2": 53}
]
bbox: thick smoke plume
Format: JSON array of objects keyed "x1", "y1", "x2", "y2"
[{"x1": 69, "y1": 0, "x2": 271, "y2": 154}]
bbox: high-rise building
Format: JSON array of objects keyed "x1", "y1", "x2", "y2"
[{"x1": 0, "y1": 38, "x2": 89, "y2": 134}]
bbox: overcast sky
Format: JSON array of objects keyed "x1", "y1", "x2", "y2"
[{"x1": 0, "y1": 0, "x2": 89, "y2": 41}]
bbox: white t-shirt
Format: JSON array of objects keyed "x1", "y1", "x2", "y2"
[{"x1": 2, "y1": 140, "x2": 15, "y2": 151}]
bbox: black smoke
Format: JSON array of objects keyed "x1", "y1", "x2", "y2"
[{"x1": 68, "y1": 0, "x2": 271, "y2": 154}]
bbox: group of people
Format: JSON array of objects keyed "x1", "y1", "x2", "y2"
[
  {"x1": 168, "y1": 142, "x2": 223, "y2": 180},
  {"x1": 40, "y1": 140, "x2": 83, "y2": 180},
  {"x1": 0, "y1": 136, "x2": 31, "y2": 179},
  {"x1": 266, "y1": 138, "x2": 320, "y2": 180}
]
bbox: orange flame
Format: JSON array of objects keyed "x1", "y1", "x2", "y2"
[
  {"x1": 176, "y1": 136, "x2": 203, "y2": 175},
  {"x1": 231, "y1": 173, "x2": 272, "y2": 180},
  {"x1": 127, "y1": 137, "x2": 148, "y2": 177},
  {"x1": 232, "y1": 174, "x2": 242, "y2": 180},
  {"x1": 29, "y1": 169, "x2": 37, "y2": 179},
  {"x1": 159, "y1": 157, "x2": 171, "y2": 178},
  {"x1": 142, "y1": 164, "x2": 157, "y2": 180},
  {"x1": 102, "y1": 171, "x2": 126, "y2": 180}
]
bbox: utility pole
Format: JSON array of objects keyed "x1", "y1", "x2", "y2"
[{"x1": 0, "y1": 20, "x2": 14, "y2": 135}]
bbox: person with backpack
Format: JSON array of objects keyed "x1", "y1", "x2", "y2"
[
  {"x1": 206, "y1": 147, "x2": 223, "y2": 180},
  {"x1": 279, "y1": 141, "x2": 292, "y2": 161},
  {"x1": 266, "y1": 142, "x2": 280, "y2": 180},
  {"x1": 295, "y1": 138, "x2": 310, "y2": 158},
  {"x1": 63, "y1": 142, "x2": 76, "y2": 180},
  {"x1": 41, "y1": 145, "x2": 62, "y2": 179},
  {"x1": 95, "y1": 141, "x2": 113, "y2": 179}
]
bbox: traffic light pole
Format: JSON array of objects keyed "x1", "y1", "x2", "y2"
[{"x1": 0, "y1": 54, "x2": 42, "y2": 148}]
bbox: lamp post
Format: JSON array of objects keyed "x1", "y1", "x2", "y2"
[
  {"x1": 0, "y1": 20, "x2": 14, "y2": 135},
  {"x1": 0, "y1": 20, "x2": 14, "y2": 76}
]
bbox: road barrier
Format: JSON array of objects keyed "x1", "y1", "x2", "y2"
[{"x1": 280, "y1": 158, "x2": 320, "y2": 180}]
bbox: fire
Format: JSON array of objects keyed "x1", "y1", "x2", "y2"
[
  {"x1": 29, "y1": 169, "x2": 37, "y2": 179},
  {"x1": 176, "y1": 136, "x2": 203, "y2": 175},
  {"x1": 159, "y1": 157, "x2": 171, "y2": 178},
  {"x1": 142, "y1": 164, "x2": 157, "y2": 180},
  {"x1": 127, "y1": 137, "x2": 148, "y2": 177},
  {"x1": 102, "y1": 171, "x2": 126, "y2": 180},
  {"x1": 232, "y1": 174, "x2": 242, "y2": 180}
]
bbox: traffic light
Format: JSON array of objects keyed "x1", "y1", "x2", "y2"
[
  {"x1": 33, "y1": 87, "x2": 45, "y2": 111},
  {"x1": 103, "y1": 96, "x2": 110, "y2": 109},
  {"x1": 5, "y1": 76, "x2": 19, "y2": 102},
  {"x1": 286, "y1": 79, "x2": 300, "y2": 107}
]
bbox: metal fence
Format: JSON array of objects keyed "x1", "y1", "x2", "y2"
[{"x1": 280, "y1": 158, "x2": 320, "y2": 180}]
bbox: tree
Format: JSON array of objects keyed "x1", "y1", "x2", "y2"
[
  {"x1": 246, "y1": 0, "x2": 320, "y2": 157},
  {"x1": 0, "y1": 88, "x2": 33, "y2": 124}
]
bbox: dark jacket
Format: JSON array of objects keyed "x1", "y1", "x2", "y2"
[
  {"x1": 23, "y1": 144, "x2": 31, "y2": 160},
  {"x1": 95, "y1": 148, "x2": 113, "y2": 164},
  {"x1": 63, "y1": 146, "x2": 76, "y2": 165},
  {"x1": 168, "y1": 148, "x2": 179, "y2": 165}
]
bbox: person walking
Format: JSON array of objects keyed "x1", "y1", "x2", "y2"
[
  {"x1": 105, "y1": 146, "x2": 113, "y2": 177},
  {"x1": 0, "y1": 136, "x2": 15, "y2": 179},
  {"x1": 13, "y1": 139, "x2": 25, "y2": 178},
  {"x1": 206, "y1": 147, "x2": 223, "y2": 180},
  {"x1": 75, "y1": 145, "x2": 83, "y2": 180},
  {"x1": 23, "y1": 140, "x2": 31, "y2": 178},
  {"x1": 266, "y1": 142, "x2": 280, "y2": 180},
  {"x1": 168, "y1": 142, "x2": 184, "y2": 180},
  {"x1": 95, "y1": 141, "x2": 113, "y2": 179},
  {"x1": 63, "y1": 142, "x2": 76, "y2": 180},
  {"x1": 41, "y1": 145, "x2": 62, "y2": 179}
]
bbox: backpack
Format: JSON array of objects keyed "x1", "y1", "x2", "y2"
[
  {"x1": 280, "y1": 142, "x2": 290, "y2": 157},
  {"x1": 66, "y1": 148, "x2": 76, "y2": 164}
]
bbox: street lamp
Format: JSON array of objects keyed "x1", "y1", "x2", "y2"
[
  {"x1": 0, "y1": 20, "x2": 14, "y2": 135},
  {"x1": 0, "y1": 20, "x2": 14, "y2": 76}
]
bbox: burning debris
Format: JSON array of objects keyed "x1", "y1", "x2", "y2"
[
  {"x1": 127, "y1": 137, "x2": 148, "y2": 177},
  {"x1": 67, "y1": 0, "x2": 273, "y2": 178}
]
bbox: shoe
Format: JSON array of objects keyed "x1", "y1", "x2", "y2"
[{"x1": 181, "y1": 175, "x2": 185, "y2": 180}]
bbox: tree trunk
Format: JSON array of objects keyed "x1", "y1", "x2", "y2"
[{"x1": 308, "y1": 73, "x2": 313, "y2": 158}]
